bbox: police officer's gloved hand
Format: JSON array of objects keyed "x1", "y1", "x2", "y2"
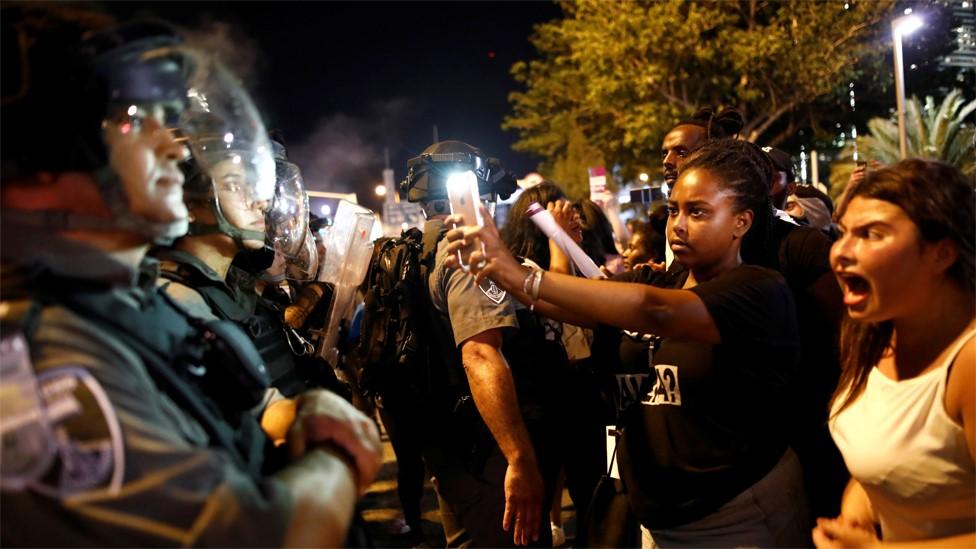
[{"x1": 286, "y1": 389, "x2": 382, "y2": 494}]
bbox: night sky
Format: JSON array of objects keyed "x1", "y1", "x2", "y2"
[{"x1": 105, "y1": 1, "x2": 563, "y2": 212}]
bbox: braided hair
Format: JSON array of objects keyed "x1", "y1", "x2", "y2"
[
  {"x1": 680, "y1": 138, "x2": 777, "y2": 265},
  {"x1": 678, "y1": 107, "x2": 745, "y2": 141}
]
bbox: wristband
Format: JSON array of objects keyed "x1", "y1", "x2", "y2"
[
  {"x1": 521, "y1": 267, "x2": 536, "y2": 296},
  {"x1": 529, "y1": 268, "x2": 544, "y2": 301}
]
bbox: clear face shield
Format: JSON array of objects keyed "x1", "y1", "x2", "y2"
[
  {"x1": 266, "y1": 160, "x2": 318, "y2": 280},
  {"x1": 96, "y1": 42, "x2": 272, "y2": 243},
  {"x1": 284, "y1": 230, "x2": 319, "y2": 281},
  {"x1": 179, "y1": 49, "x2": 275, "y2": 246}
]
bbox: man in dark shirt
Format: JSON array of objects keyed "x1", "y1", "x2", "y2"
[{"x1": 757, "y1": 148, "x2": 847, "y2": 520}]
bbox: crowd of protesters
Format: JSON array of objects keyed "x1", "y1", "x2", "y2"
[{"x1": 1, "y1": 4, "x2": 973, "y2": 549}]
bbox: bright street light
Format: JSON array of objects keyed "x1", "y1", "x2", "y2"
[
  {"x1": 374, "y1": 184, "x2": 387, "y2": 197},
  {"x1": 638, "y1": 172, "x2": 650, "y2": 183},
  {"x1": 891, "y1": 14, "x2": 923, "y2": 159}
]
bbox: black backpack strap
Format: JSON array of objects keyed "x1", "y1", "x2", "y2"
[{"x1": 418, "y1": 225, "x2": 471, "y2": 405}]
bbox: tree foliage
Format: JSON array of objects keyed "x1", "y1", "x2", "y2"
[
  {"x1": 506, "y1": 0, "x2": 896, "y2": 179},
  {"x1": 829, "y1": 89, "x2": 976, "y2": 201}
]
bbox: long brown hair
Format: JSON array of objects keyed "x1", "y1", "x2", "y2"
[{"x1": 830, "y1": 159, "x2": 975, "y2": 415}]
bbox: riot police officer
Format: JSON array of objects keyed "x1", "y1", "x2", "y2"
[
  {"x1": 400, "y1": 140, "x2": 563, "y2": 547},
  {"x1": 0, "y1": 7, "x2": 379, "y2": 546}
]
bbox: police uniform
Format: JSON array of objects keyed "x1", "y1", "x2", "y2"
[
  {"x1": 154, "y1": 248, "x2": 317, "y2": 398},
  {"x1": 422, "y1": 219, "x2": 561, "y2": 548},
  {"x1": 0, "y1": 225, "x2": 294, "y2": 547}
]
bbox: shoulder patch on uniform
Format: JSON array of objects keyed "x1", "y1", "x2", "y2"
[
  {"x1": 478, "y1": 278, "x2": 507, "y2": 304},
  {"x1": 29, "y1": 367, "x2": 125, "y2": 497},
  {"x1": 0, "y1": 332, "x2": 57, "y2": 490}
]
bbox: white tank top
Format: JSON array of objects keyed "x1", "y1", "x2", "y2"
[{"x1": 830, "y1": 329, "x2": 976, "y2": 541}]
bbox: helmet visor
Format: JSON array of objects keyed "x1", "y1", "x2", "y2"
[{"x1": 267, "y1": 160, "x2": 310, "y2": 257}]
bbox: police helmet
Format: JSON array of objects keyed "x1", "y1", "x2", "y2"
[
  {"x1": 1, "y1": 6, "x2": 273, "y2": 245},
  {"x1": 400, "y1": 140, "x2": 518, "y2": 204}
]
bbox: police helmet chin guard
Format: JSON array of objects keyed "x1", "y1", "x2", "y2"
[{"x1": 400, "y1": 140, "x2": 518, "y2": 205}]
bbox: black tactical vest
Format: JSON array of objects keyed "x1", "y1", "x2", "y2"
[
  {"x1": 156, "y1": 250, "x2": 305, "y2": 396},
  {"x1": 9, "y1": 266, "x2": 270, "y2": 483}
]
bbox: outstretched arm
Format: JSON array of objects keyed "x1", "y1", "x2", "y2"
[{"x1": 445, "y1": 208, "x2": 719, "y2": 342}]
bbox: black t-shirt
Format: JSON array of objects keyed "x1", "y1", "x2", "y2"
[
  {"x1": 616, "y1": 264, "x2": 800, "y2": 529},
  {"x1": 592, "y1": 265, "x2": 683, "y2": 414},
  {"x1": 768, "y1": 220, "x2": 842, "y2": 431},
  {"x1": 767, "y1": 219, "x2": 833, "y2": 290}
]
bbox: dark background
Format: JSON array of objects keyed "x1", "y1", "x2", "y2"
[
  {"x1": 104, "y1": 1, "x2": 969, "y2": 211},
  {"x1": 106, "y1": 1, "x2": 563, "y2": 212}
]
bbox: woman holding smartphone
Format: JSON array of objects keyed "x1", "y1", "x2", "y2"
[
  {"x1": 445, "y1": 139, "x2": 810, "y2": 547},
  {"x1": 813, "y1": 160, "x2": 974, "y2": 548}
]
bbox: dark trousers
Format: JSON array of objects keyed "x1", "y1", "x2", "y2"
[
  {"x1": 553, "y1": 361, "x2": 607, "y2": 535},
  {"x1": 378, "y1": 392, "x2": 426, "y2": 532},
  {"x1": 425, "y1": 422, "x2": 558, "y2": 548}
]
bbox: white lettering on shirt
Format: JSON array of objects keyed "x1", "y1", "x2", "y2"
[{"x1": 642, "y1": 364, "x2": 681, "y2": 406}]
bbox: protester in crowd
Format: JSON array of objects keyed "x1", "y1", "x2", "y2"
[
  {"x1": 762, "y1": 146, "x2": 799, "y2": 224},
  {"x1": 502, "y1": 180, "x2": 605, "y2": 546},
  {"x1": 622, "y1": 222, "x2": 666, "y2": 271},
  {"x1": 786, "y1": 185, "x2": 835, "y2": 233},
  {"x1": 576, "y1": 197, "x2": 624, "y2": 274},
  {"x1": 661, "y1": 107, "x2": 744, "y2": 190},
  {"x1": 660, "y1": 107, "x2": 744, "y2": 268},
  {"x1": 0, "y1": 7, "x2": 379, "y2": 546},
  {"x1": 814, "y1": 159, "x2": 975, "y2": 548},
  {"x1": 746, "y1": 148, "x2": 848, "y2": 522},
  {"x1": 502, "y1": 180, "x2": 581, "y2": 273},
  {"x1": 661, "y1": 112, "x2": 844, "y2": 520},
  {"x1": 445, "y1": 138, "x2": 810, "y2": 547},
  {"x1": 399, "y1": 140, "x2": 559, "y2": 547}
]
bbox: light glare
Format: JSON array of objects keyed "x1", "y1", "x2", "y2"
[
  {"x1": 446, "y1": 171, "x2": 477, "y2": 194},
  {"x1": 893, "y1": 14, "x2": 923, "y2": 36}
]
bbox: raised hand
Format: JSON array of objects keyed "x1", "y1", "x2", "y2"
[
  {"x1": 547, "y1": 200, "x2": 582, "y2": 244},
  {"x1": 445, "y1": 206, "x2": 527, "y2": 292}
]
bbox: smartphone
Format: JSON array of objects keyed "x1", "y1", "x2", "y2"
[{"x1": 447, "y1": 171, "x2": 486, "y2": 272}]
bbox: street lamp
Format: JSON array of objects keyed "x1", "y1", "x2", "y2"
[
  {"x1": 891, "y1": 14, "x2": 923, "y2": 159},
  {"x1": 374, "y1": 183, "x2": 387, "y2": 198}
]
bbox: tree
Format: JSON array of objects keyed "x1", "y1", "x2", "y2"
[
  {"x1": 828, "y1": 89, "x2": 976, "y2": 201},
  {"x1": 506, "y1": 0, "x2": 896, "y2": 179},
  {"x1": 549, "y1": 123, "x2": 606, "y2": 199}
]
